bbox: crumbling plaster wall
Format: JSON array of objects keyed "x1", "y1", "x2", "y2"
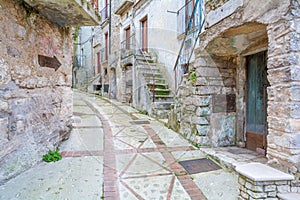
[{"x1": 0, "y1": 0, "x2": 72, "y2": 183}]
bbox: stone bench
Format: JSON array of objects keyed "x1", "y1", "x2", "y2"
[
  {"x1": 277, "y1": 193, "x2": 300, "y2": 200},
  {"x1": 236, "y1": 163, "x2": 294, "y2": 200}
]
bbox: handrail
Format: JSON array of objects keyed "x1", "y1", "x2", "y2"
[
  {"x1": 121, "y1": 33, "x2": 136, "y2": 50},
  {"x1": 173, "y1": 0, "x2": 204, "y2": 91}
]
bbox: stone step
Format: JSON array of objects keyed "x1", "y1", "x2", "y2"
[
  {"x1": 138, "y1": 67, "x2": 160, "y2": 74},
  {"x1": 147, "y1": 83, "x2": 169, "y2": 87},
  {"x1": 153, "y1": 102, "x2": 173, "y2": 110},
  {"x1": 278, "y1": 193, "x2": 300, "y2": 200},
  {"x1": 142, "y1": 72, "x2": 162, "y2": 77}
]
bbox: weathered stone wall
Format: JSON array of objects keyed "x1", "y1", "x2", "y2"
[
  {"x1": 173, "y1": 52, "x2": 237, "y2": 147},
  {"x1": 266, "y1": 0, "x2": 300, "y2": 182},
  {"x1": 205, "y1": 0, "x2": 230, "y2": 13},
  {"x1": 0, "y1": 0, "x2": 72, "y2": 184},
  {"x1": 170, "y1": 0, "x2": 300, "y2": 186}
]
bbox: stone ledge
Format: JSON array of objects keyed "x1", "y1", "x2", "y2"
[
  {"x1": 236, "y1": 163, "x2": 294, "y2": 182},
  {"x1": 277, "y1": 193, "x2": 300, "y2": 200}
]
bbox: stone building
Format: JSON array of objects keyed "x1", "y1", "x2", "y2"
[
  {"x1": 0, "y1": 0, "x2": 99, "y2": 184},
  {"x1": 171, "y1": 0, "x2": 300, "y2": 185},
  {"x1": 85, "y1": 0, "x2": 186, "y2": 118}
]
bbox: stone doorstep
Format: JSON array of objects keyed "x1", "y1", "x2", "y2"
[
  {"x1": 277, "y1": 193, "x2": 300, "y2": 200},
  {"x1": 236, "y1": 163, "x2": 294, "y2": 182}
]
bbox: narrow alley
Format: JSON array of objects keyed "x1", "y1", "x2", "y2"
[{"x1": 0, "y1": 91, "x2": 239, "y2": 200}]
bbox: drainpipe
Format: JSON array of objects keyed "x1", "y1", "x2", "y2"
[{"x1": 109, "y1": 0, "x2": 112, "y2": 55}]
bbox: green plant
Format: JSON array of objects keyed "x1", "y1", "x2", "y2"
[
  {"x1": 138, "y1": 110, "x2": 148, "y2": 115},
  {"x1": 73, "y1": 26, "x2": 80, "y2": 41},
  {"x1": 188, "y1": 71, "x2": 197, "y2": 83},
  {"x1": 42, "y1": 147, "x2": 62, "y2": 162}
]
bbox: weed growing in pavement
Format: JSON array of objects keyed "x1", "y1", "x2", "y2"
[{"x1": 42, "y1": 147, "x2": 62, "y2": 162}]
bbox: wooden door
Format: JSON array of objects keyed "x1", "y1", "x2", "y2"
[
  {"x1": 125, "y1": 27, "x2": 131, "y2": 50},
  {"x1": 141, "y1": 17, "x2": 148, "y2": 52},
  {"x1": 246, "y1": 51, "x2": 269, "y2": 152}
]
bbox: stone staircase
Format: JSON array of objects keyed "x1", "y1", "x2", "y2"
[{"x1": 135, "y1": 53, "x2": 173, "y2": 119}]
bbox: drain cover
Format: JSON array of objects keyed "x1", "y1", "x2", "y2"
[
  {"x1": 129, "y1": 120, "x2": 150, "y2": 125},
  {"x1": 179, "y1": 158, "x2": 221, "y2": 174}
]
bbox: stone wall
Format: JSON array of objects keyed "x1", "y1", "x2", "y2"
[
  {"x1": 173, "y1": 52, "x2": 237, "y2": 147},
  {"x1": 205, "y1": 0, "x2": 230, "y2": 13},
  {"x1": 170, "y1": 0, "x2": 300, "y2": 169},
  {"x1": 266, "y1": 0, "x2": 300, "y2": 183},
  {"x1": 0, "y1": 0, "x2": 72, "y2": 184}
]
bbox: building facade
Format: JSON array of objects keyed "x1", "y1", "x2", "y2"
[
  {"x1": 171, "y1": 0, "x2": 300, "y2": 182},
  {"x1": 0, "y1": 0, "x2": 99, "y2": 184}
]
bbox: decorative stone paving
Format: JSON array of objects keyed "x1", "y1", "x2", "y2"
[{"x1": 0, "y1": 91, "x2": 254, "y2": 199}]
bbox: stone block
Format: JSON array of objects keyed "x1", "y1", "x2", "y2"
[
  {"x1": 267, "y1": 191, "x2": 276, "y2": 197},
  {"x1": 196, "y1": 125, "x2": 209, "y2": 136},
  {"x1": 264, "y1": 185, "x2": 276, "y2": 192},
  {"x1": 195, "y1": 86, "x2": 222, "y2": 95},
  {"x1": 291, "y1": 186, "x2": 298, "y2": 192},
  {"x1": 196, "y1": 107, "x2": 211, "y2": 116},
  {"x1": 277, "y1": 185, "x2": 291, "y2": 193},
  {"x1": 241, "y1": 191, "x2": 249, "y2": 199},
  {"x1": 190, "y1": 116, "x2": 209, "y2": 125},
  {"x1": 239, "y1": 177, "x2": 246, "y2": 186},
  {"x1": 247, "y1": 190, "x2": 267, "y2": 199},
  {"x1": 245, "y1": 182, "x2": 264, "y2": 192}
]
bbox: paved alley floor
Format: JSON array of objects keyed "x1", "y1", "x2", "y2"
[{"x1": 0, "y1": 91, "x2": 239, "y2": 200}]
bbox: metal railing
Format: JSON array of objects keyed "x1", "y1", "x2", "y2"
[
  {"x1": 100, "y1": 4, "x2": 109, "y2": 23},
  {"x1": 73, "y1": 55, "x2": 86, "y2": 68},
  {"x1": 174, "y1": 0, "x2": 204, "y2": 91},
  {"x1": 177, "y1": 0, "x2": 200, "y2": 36},
  {"x1": 121, "y1": 34, "x2": 136, "y2": 50}
]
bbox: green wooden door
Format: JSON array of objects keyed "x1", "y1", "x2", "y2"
[{"x1": 246, "y1": 51, "x2": 269, "y2": 151}]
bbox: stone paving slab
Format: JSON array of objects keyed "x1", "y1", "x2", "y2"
[
  {"x1": 60, "y1": 128, "x2": 103, "y2": 152},
  {"x1": 0, "y1": 156, "x2": 103, "y2": 200}
]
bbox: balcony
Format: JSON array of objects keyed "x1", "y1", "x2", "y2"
[
  {"x1": 115, "y1": 0, "x2": 134, "y2": 15},
  {"x1": 24, "y1": 0, "x2": 101, "y2": 27},
  {"x1": 100, "y1": 4, "x2": 109, "y2": 24},
  {"x1": 121, "y1": 34, "x2": 136, "y2": 58}
]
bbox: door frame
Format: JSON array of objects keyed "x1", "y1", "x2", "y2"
[{"x1": 245, "y1": 50, "x2": 269, "y2": 153}]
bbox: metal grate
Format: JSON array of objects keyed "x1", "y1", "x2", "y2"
[{"x1": 179, "y1": 158, "x2": 221, "y2": 174}]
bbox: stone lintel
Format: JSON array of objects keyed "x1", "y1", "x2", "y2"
[
  {"x1": 24, "y1": 0, "x2": 100, "y2": 27},
  {"x1": 206, "y1": 0, "x2": 243, "y2": 27},
  {"x1": 236, "y1": 163, "x2": 294, "y2": 182}
]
